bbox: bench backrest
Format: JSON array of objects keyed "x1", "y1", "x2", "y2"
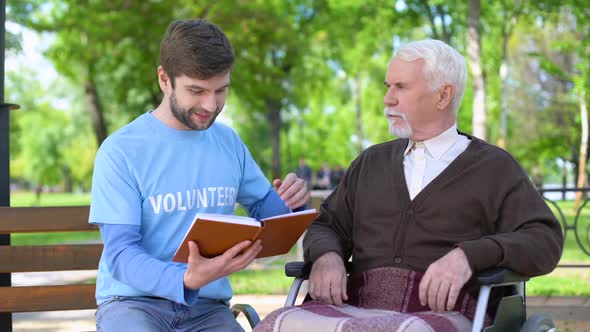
[{"x1": 0, "y1": 206, "x2": 101, "y2": 312}]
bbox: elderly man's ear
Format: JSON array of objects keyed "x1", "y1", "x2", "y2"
[{"x1": 436, "y1": 84, "x2": 455, "y2": 111}]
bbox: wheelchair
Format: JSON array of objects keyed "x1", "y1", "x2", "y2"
[
  {"x1": 231, "y1": 261, "x2": 556, "y2": 331},
  {"x1": 231, "y1": 261, "x2": 556, "y2": 332}
]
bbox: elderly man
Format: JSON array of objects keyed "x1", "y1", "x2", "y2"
[{"x1": 256, "y1": 39, "x2": 563, "y2": 331}]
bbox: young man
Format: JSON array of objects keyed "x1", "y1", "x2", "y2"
[{"x1": 90, "y1": 19, "x2": 309, "y2": 331}]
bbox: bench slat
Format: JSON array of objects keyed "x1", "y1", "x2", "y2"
[
  {"x1": 0, "y1": 244, "x2": 103, "y2": 272},
  {"x1": 0, "y1": 284, "x2": 97, "y2": 312},
  {"x1": 0, "y1": 206, "x2": 95, "y2": 233}
]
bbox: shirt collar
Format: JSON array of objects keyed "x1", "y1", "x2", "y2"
[{"x1": 403, "y1": 124, "x2": 460, "y2": 160}]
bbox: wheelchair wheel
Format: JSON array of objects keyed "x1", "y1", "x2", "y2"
[{"x1": 520, "y1": 313, "x2": 556, "y2": 332}]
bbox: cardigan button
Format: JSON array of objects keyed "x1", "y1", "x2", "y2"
[
  {"x1": 394, "y1": 257, "x2": 402, "y2": 264},
  {"x1": 407, "y1": 209, "x2": 413, "y2": 215}
]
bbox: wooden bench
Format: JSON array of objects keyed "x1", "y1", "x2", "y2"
[
  {"x1": 0, "y1": 206, "x2": 100, "y2": 331},
  {"x1": 0, "y1": 200, "x2": 329, "y2": 331}
]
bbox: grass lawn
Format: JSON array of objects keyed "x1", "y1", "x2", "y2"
[
  {"x1": 11, "y1": 191, "x2": 92, "y2": 207},
  {"x1": 528, "y1": 274, "x2": 590, "y2": 296},
  {"x1": 8, "y1": 192, "x2": 590, "y2": 296},
  {"x1": 229, "y1": 268, "x2": 293, "y2": 295}
]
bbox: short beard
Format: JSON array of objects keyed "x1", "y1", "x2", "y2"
[
  {"x1": 384, "y1": 108, "x2": 413, "y2": 139},
  {"x1": 170, "y1": 92, "x2": 220, "y2": 131}
]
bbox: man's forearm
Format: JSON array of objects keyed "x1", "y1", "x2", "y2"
[{"x1": 100, "y1": 223, "x2": 199, "y2": 305}]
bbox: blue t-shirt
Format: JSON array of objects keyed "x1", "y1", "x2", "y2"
[{"x1": 90, "y1": 112, "x2": 276, "y2": 305}]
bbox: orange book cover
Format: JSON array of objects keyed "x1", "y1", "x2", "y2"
[{"x1": 172, "y1": 209, "x2": 318, "y2": 262}]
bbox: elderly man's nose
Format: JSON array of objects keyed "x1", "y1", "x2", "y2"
[{"x1": 384, "y1": 90, "x2": 398, "y2": 106}]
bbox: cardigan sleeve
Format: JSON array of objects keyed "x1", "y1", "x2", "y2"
[
  {"x1": 303, "y1": 159, "x2": 358, "y2": 263},
  {"x1": 458, "y1": 177, "x2": 563, "y2": 276}
]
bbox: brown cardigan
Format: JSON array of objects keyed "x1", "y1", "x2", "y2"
[{"x1": 303, "y1": 134, "x2": 563, "y2": 278}]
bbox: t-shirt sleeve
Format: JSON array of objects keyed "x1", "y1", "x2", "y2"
[
  {"x1": 235, "y1": 140, "x2": 271, "y2": 207},
  {"x1": 99, "y1": 223, "x2": 199, "y2": 305},
  {"x1": 89, "y1": 142, "x2": 142, "y2": 226}
]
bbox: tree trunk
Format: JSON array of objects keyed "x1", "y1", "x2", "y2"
[
  {"x1": 62, "y1": 166, "x2": 73, "y2": 193},
  {"x1": 497, "y1": 4, "x2": 521, "y2": 148},
  {"x1": 84, "y1": 73, "x2": 108, "y2": 147},
  {"x1": 34, "y1": 185, "x2": 42, "y2": 206},
  {"x1": 561, "y1": 163, "x2": 568, "y2": 200},
  {"x1": 467, "y1": 0, "x2": 487, "y2": 141},
  {"x1": 575, "y1": 90, "x2": 588, "y2": 209},
  {"x1": 419, "y1": 0, "x2": 440, "y2": 41},
  {"x1": 266, "y1": 99, "x2": 282, "y2": 179},
  {"x1": 497, "y1": 33, "x2": 509, "y2": 149},
  {"x1": 435, "y1": 5, "x2": 452, "y2": 44},
  {"x1": 354, "y1": 75, "x2": 363, "y2": 154}
]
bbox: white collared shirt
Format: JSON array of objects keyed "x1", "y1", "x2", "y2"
[{"x1": 403, "y1": 125, "x2": 471, "y2": 200}]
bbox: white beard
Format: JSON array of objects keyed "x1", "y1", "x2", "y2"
[{"x1": 384, "y1": 108, "x2": 413, "y2": 139}]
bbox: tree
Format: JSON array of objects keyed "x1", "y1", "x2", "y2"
[
  {"x1": 211, "y1": 0, "x2": 321, "y2": 178},
  {"x1": 490, "y1": 0, "x2": 525, "y2": 148},
  {"x1": 10, "y1": 0, "x2": 176, "y2": 146},
  {"x1": 467, "y1": 0, "x2": 487, "y2": 141},
  {"x1": 568, "y1": 0, "x2": 590, "y2": 206},
  {"x1": 501, "y1": 3, "x2": 585, "y2": 188},
  {"x1": 7, "y1": 65, "x2": 96, "y2": 196}
]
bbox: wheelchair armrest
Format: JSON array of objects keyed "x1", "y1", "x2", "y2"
[
  {"x1": 476, "y1": 268, "x2": 529, "y2": 285},
  {"x1": 285, "y1": 261, "x2": 311, "y2": 279}
]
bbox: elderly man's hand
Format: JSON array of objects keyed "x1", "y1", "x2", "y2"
[
  {"x1": 272, "y1": 173, "x2": 310, "y2": 209},
  {"x1": 308, "y1": 251, "x2": 348, "y2": 306},
  {"x1": 419, "y1": 247, "x2": 472, "y2": 312}
]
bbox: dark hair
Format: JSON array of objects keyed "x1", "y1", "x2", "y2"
[{"x1": 159, "y1": 19, "x2": 235, "y2": 88}]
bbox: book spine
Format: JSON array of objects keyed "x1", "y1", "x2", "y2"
[{"x1": 251, "y1": 226, "x2": 263, "y2": 242}]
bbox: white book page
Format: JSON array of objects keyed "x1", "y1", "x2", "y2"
[
  {"x1": 176, "y1": 213, "x2": 260, "y2": 252},
  {"x1": 195, "y1": 213, "x2": 260, "y2": 227},
  {"x1": 261, "y1": 208, "x2": 317, "y2": 221}
]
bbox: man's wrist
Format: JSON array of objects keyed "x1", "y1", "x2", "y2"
[
  {"x1": 317, "y1": 251, "x2": 342, "y2": 263},
  {"x1": 183, "y1": 270, "x2": 203, "y2": 290}
]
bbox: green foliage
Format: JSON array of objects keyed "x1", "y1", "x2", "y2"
[
  {"x1": 502, "y1": 6, "x2": 586, "y2": 179},
  {"x1": 19, "y1": 107, "x2": 69, "y2": 186},
  {"x1": 5, "y1": 0, "x2": 589, "y2": 189},
  {"x1": 6, "y1": 67, "x2": 96, "y2": 191},
  {"x1": 5, "y1": 30, "x2": 21, "y2": 53}
]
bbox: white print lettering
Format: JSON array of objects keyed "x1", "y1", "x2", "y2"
[{"x1": 148, "y1": 186, "x2": 237, "y2": 214}]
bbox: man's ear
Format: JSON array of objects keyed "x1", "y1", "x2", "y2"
[
  {"x1": 157, "y1": 65, "x2": 172, "y2": 95},
  {"x1": 437, "y1": 83, "x2": 455, "y2": 111}
]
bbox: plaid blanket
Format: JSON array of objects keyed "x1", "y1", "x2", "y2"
[{"x1": 255, "y1": 266, "x2": 486, "y2": 332}]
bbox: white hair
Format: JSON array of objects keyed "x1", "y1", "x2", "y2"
[{"x1": 395, "y1": 39, "x2": 467, "y2": 115}]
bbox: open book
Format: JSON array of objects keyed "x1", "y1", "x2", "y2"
[{"x1": 172, "y1": 209, "x2": 319, "y2": 262}]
